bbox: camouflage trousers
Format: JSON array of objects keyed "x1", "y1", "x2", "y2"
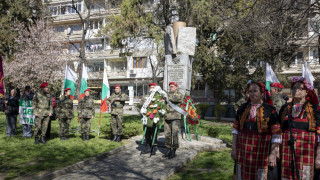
[
  {"x1": 59, "y1": 118, "x2": 71, "y2": 137},
  {"x1": 111, "y1": 114, "x2": 123, "y2": 135},
  {"x1": 34, "y1": 116, "x2": 50, "y2": 138},
  {"x1": 80, "y1": 118, "x2": 91, "y2": 135},
  {"x1": 164, "y1": 120, "x2": 180, "y2": 148}
]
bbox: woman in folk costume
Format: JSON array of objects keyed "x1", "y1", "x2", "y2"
[
  {"x1": 279, "y1": 77, "x2": 320, "y2": 179},
  {"x1": 231, "y1": 81, "x2": 282, "y2": 180}
]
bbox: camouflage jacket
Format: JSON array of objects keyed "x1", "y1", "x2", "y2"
[
  {"x1": 57, "y1": 95, "x2": 74, "y2": 119},
  {"x1": 165, "y1": 90, "x2": 183, "y2": 120},
  {"x1": 271, "y1": 93, "x2": 285, "y2": 113},
  {"x1": 32, "y1": 90, "x2": 53, "y2": 117},
  {"x1": 107, "y1": 92, "x2": 129, "y2": 115},
  {"x1": 78, "y1": 96, "x2": 95, "y2": 118}
]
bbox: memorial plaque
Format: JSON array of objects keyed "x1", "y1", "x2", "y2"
[{"x1": 164, "y1": 54, "x2": 192, "y2": 95}]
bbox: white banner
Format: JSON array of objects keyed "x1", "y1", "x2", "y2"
[{"x1": 19, "y1": 99, "x2": 35, "y2": 125}]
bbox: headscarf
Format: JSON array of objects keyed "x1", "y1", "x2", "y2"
[
  {"x1": 291, "y1": 76, "x2": 319, "y2": 105},
  {"x1": 246, "y1": 80, "x2": 273, "y2": 106}
]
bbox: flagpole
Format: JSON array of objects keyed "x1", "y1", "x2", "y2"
[{"x1": 98, "y1": 101, "x2": 102, "y2": 136}]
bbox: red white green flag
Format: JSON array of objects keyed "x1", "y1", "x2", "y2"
[
  {"x1": 100, "y1": 62, "x2": 110, "y2": 112},
  {"x1": 63, "y1": 65, "x2": 77, "y2": 100},
  {"x1": 79, "y1": 63, "x2": 88, "y2": 100}
]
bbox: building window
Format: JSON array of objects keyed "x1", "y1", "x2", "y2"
[
  {"x1": 68, "y1": 43, "x2": 80, "y2": 54},
  {"x1": 110, "y1": 61, "x2": 126, "y2": 72},
  {"x1": 133, "y1": 57, "x2": 148, "y2": 68},
  {"x1": 51, "y1": 6, "x2": 58, "y2": 16},
  {"x1": 70, "y1": 24, "x2": 82, "y2": 32},
  {"x1": 54, "y1": 26, "x2": 64, "y2": 32},
  {"x1": 86, "y1": 43, "x2": 104, "y2": 52},
  {"x1": 88, "y1": 62, "x2": 104, "y2": 72}
]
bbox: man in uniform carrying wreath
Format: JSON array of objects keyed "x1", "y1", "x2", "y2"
[{"x1": 141, "y1": 83, "x2": 166, "y2": 155}]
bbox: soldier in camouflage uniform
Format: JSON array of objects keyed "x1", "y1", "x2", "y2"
[
  {"x1": 57, "y1": 88, "x2": 74, "y2": 140},
  {"x1": 270, "y1": 82, "x2": 286, "y2": 113},
  {"x1": 107, "y1": 85, "x2": 129, "y2": 142},
  {"x1": 163, "y1": 82, "x2": 183, "y2": 159},
  {"x1": 32, "y1": 82, "x2": 53, "y2": 144},
  {"x1": 78, "y1": 89, "x2": 95, "y2": 140}
]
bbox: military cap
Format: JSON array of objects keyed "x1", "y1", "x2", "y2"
[
  {"x1": 270, "y1": 82, "x2": 283, "y2": 89},
  {"x1": 84, "y1": 89, "x2": 90, "y2": 92},
  {"x1": 40, "y1": 82, "x2": 48, "y2": 88},
  {"x1": 64, "y1": 88, "x2": 71, "y2": 92},
  {"x1": 169, "y1": 82, "x2": 178, "y2": 87},
  {"x1": 149, "y1": 83, "x2": 157, "y2": 87},
  {"x1": 114, "y1": 85, "x2": 120, "y2": 88}
]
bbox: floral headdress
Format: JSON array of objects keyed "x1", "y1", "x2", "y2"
[
  {"x1": 291, "y1": 76, "x2": 313, "y2": 90},
  {"x1": 291, "y1": 76, "x2": 319, "y2": 104},
  {"x1": 246, "y1": 80, "x2": 273, "y2": 105}
]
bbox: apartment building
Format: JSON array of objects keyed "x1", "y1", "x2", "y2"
[{"x1": 46, "y1": 0, "x2": 162, "y2": 104}]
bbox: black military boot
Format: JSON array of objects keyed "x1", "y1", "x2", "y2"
[
  {"x1": 35, "y1": 137, "x2": 39, "y2": 144},
  {"x1": 141, "y1": 144, "x2": 151, "y2": 154},
  {"x1": 169, "y1": 148, "x2": 176, "y2": 159},
  {"x1": 86, "y1": 135, "x2": 90, "y2": 141},
  {"x1": 111, "y1": 135, "x2": 117, "y2": 141},
  {"x1": 40, "y1": 136, "x2": 46, "y2": 144},
  {"x1": 82, "y1": 134, "x2": 86, "y2": 141},
  {"x1": 151, "y1": 145, "x2": 157, "y2": 155},
  {"x1": 162, "y1": 148, "x2": 171, "y2": 158},
  {"x1": 116, "y1": 135, "x2": 121, "y2": 142}
]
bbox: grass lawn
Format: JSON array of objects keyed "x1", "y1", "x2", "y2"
[
  {"x1": 0, "y1": 112, "x2": 142, "y2": 179},
  {"x1": 170, "y1": 120, "x2": 234, "y2": 180},
  {"x1": 0, "y1": 109, "x2": 234, "y2": 180}
]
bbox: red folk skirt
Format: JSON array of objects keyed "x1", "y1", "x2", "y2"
[
  {"x1": 236, "y1": 131, "x2": 271, "y2": 180},
  {"x1": 281, "y1": 129, "x2": 316, "y2": 180}
]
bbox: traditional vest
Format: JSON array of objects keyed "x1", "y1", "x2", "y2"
[{"x1": 280, "y1": 101, "x2": 317, "y2": 132}]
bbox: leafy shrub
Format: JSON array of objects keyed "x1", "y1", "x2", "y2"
[
  {"x1": 213, "y1": 104, "x2": 227, "y2": 120},
  {"x1": 196, "y1": 103, "x2": 210, "y2": 117},
  {"x1": 208, "y1": 127, "x2": 219, "y2": 138},
  {"x1": 100, "y1": 123, "x2": 143, "y2": 139}
]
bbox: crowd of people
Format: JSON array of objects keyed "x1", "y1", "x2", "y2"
[
  {"x1": 3, "y1": 81, "x2": 184, "y2": 160},
  {"x1": 232, "y1": 77, "x2": 320, "y2": 179}
]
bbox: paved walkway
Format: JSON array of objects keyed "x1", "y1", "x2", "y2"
[{"x1": 45, "y1": 134, "x2": 226, "y2": 180}]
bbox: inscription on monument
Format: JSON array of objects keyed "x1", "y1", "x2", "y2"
[{"x1": 168, "y1": 65, "x2": 184, "y2": 87}]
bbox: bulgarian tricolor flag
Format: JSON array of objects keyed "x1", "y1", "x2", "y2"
[
  {"x1": 100, "y1": 62, "x2": 110, "y2": 112},
  {"x1": 266, "y1": 63, "x2": 280, "y2": 91},
  {"x1": 79, "y1": 63, "x2": 88, "y2": 100},
  {"x1": 63, "y1": 65, "x2": 77, "y2": 100}
]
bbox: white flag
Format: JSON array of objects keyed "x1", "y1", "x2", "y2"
[{"x1": 302, "y1": 61, "x2": 315, "y2": 89}]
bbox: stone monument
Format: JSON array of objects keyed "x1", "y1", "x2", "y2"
[{"x1": 163, "y1": 22, "x2": 196, "y2": 96}]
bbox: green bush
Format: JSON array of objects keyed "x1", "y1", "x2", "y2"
[
  {"x1": 100, "y1": 122, "x2": 143, "y2": 139},
  {"x1": 213, "y1": 104, "x2": 227, "y2": 120},
  {"x1": 196, "y1": 103, "x2": 210, "y2": 117},
  {"x1": 208, "y1": 127, "x2": 219, "y2": 138}
]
